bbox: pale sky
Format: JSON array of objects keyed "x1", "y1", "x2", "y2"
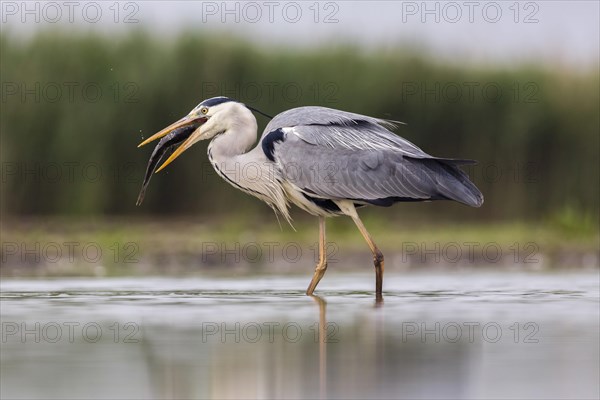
[{"x1": 2, "y1": 1, "x2": 598, "y2": 68}]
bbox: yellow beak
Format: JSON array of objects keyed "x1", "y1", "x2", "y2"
[{"x1": 137, "y1": 114, "x2": 207, "y2": 173}]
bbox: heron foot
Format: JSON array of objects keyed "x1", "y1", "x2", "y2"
[{"x1": 306, "y1": 262, "x2": 328, "y2": 295}]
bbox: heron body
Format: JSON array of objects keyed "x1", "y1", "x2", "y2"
[{"x1": 138, "y1": 96, "x2": 483, "y2": 300}]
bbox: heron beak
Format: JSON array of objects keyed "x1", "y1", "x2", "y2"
[
  {"x1": 137, "y1": 115, "x2": 207, "y2": 148},
  {"x1": 137, "y1": 114, "x2": 208, "y2": 173}
]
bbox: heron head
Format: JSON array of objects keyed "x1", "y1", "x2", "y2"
[{"x1": 137, "y1": 96, "x2": 256, "y2": 172}]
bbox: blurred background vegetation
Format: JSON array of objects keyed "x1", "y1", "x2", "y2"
[
  {"x1": 2, "y1": 30, "x2": 598, "y2": 221},
  {"x1": 1, "y1": 29, "x2": 598, "y2": 274}
]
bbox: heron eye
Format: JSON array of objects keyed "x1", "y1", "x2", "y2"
[{"x1": 200, "y1": 107, "x2": 209, "y2": 114}]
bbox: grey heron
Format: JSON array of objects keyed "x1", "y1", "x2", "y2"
[{"x1": 137, "y1": 96, "x2": 483, "y2": 300}]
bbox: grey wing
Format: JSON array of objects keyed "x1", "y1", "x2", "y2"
[
  {"x1": 263, "y1": 106, "x2": 431, "y2": 158},
  {"x1": 264, "y1": 106, "x2": 399, "y2": 132},
  {"x1": 266, "y1": 127, "x2": 483, "y2": 208}
]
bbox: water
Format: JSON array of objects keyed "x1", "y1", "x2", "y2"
[{"x1": 1, "y1": 271, "x2": 598, "y2": 399}]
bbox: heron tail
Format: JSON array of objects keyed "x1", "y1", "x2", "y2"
[{"x1": 431, "y1": 160, "x2": 484, "y2": 207}]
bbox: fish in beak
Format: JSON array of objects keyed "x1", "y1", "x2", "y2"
[{"x1": 136, "y1": 115, "x2": 207, "y2": 205}]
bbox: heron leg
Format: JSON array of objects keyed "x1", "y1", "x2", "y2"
[
  {"x1": 350, "y1": 214, "x2": 384, "y2": 301},
  {"x1": 306, "y1": 216, "x2": 327, "y2": 295}
]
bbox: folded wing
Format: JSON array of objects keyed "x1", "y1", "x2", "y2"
[{"x1": 261, "y1": 107, "x2": 483, "y2": 207}]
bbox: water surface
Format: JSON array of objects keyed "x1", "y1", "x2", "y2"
[{"x1": 1, "y1": 271, "x2": 598, "y2": 399}]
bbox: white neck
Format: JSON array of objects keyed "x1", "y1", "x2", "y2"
[{"x1": 206, "y1": 109, "x2": 290, "y2": 222}]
